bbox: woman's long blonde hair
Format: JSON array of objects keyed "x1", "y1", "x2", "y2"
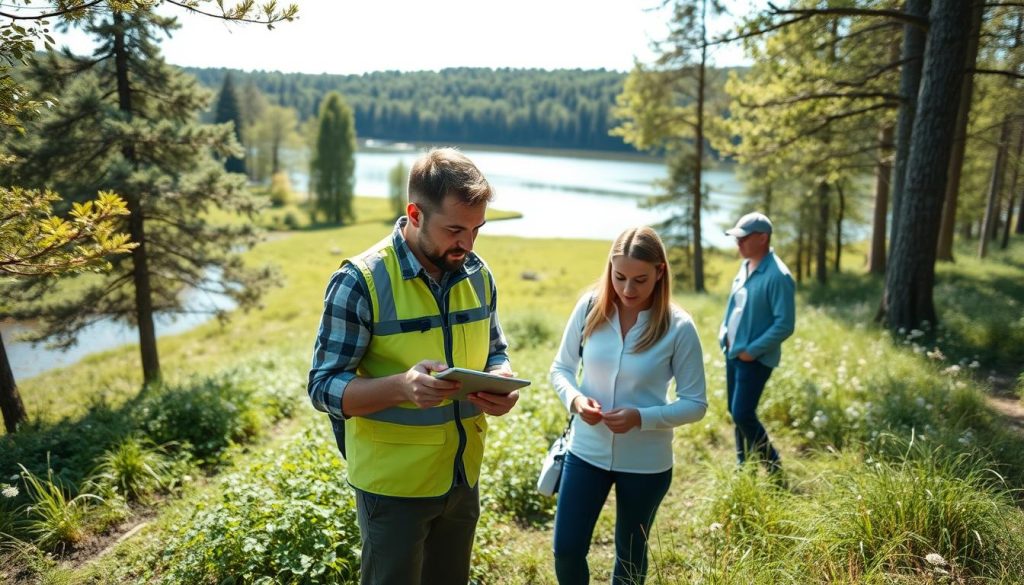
[{"x1": 583, "y1": 226, "x2": 672, "y2": 352}]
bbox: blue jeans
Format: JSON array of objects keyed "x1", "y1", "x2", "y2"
[
  {"x1": 726, "y1": 357, "x2": 781, "y2": 470},
  {"x1": 552, "y1": 451, "x2": 672, "y2": 585}
]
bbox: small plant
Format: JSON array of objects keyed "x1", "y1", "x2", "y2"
[
  {"x1": 18, "y1": 463, "x2": 101, "y2": 550},
  {"x1": 504, "y1": 313, "x2": 555, "y2": 350},
  {"x1": 92, "y1": 436, "x2": 176, "y2": 502}
]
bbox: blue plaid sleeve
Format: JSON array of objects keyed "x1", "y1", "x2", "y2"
[
  {"x1": 307, "y1": 264, "x2": 372, "y2": 419},
  {"x1": 485, "y1": 272, "x2": 510, "y2": 371}
]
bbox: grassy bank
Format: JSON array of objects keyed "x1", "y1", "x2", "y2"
[{"x1": 3, "y1": 197, "x2": 1023, "y2": 584}]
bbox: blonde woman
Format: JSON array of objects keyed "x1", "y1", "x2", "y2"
[{"x1": 549, "y1": 226, "x2": 708, "y2": 585}]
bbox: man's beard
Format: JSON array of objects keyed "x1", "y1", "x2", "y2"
[{"x1": 420, "y1": 235, "x2": 468, "y2": 274}]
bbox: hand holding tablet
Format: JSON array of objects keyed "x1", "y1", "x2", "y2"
[{"x1": 433, "y1": 367, "x2": 531, "y2": 401}]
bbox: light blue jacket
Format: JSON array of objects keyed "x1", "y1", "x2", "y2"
[{"x1": 718, "y1": 250, "x2": 796, "y2": 368}]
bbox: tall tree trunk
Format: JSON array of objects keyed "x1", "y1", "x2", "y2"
[
  {"x1": 0, "y1": 333, "x2": 27, "y2": 433},
  {"x1": 936, "y1": 0, "x2": 984, "y2": 262},
  {"x1": 835, "y1": 183, "x2": 845, "y2": 274},
  {"x1": 885, "y1": 0, "x2": 973, "y2": 331},
  {"x1": 888, "y1": 0, "x2": 931, "y2": 253},
  {"x1": 870, "y1": 120, "x2": 895, "y2": 275},
  {"x1": 114, "y1": 12, "x2": 161, "y2": 384},
  {"x1": 691, "y1": 0, "x2": 708, "y2": 294},
  {"x1": 1001, "y1": 122, "x2": 1024, "y2": 249},
  {"x1": 979, "y1": 117, "x2": 1012, "y2": 259},
  {"x1": 816, "y1": 181, "x2": 829, "y2": 284}
]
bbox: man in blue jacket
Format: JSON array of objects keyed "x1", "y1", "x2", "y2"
[{"x1": 719, "y1": 212, "x2": 795, "y2": 481}]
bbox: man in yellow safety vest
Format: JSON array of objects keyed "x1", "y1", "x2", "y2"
[{"x1": 307, "y1": 147, "x2": 519, "y2": 585}]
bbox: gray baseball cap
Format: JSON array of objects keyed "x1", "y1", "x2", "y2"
[{"x1": 725, "y1": 212, "x2": 773, "y2": 238}]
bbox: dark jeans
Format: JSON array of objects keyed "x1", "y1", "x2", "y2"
[
  {"x1": 726, "y1": 357, "x2": 780, "y2": 470},
  {"x1": 552, "y1": 451, "x2": 672, "y2": 585},
  {"x1": 355, "y1": 483, "x2": 479, "y2": 585}
]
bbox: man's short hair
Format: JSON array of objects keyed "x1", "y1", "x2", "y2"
[{"x1": 408, "y1": 147, "x2": 493, "y2": 215}]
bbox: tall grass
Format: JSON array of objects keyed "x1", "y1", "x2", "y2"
[{"x1": 18, "y1": 463, "x2": 101, "y2": 550}]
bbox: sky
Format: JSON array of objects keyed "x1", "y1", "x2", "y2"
[{"x1": 40, "y1": 0, "x2": 754, "y2": 76}]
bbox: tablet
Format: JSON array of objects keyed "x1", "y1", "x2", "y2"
[{"x1": 434, "y1": 367, "x2": 531, "y2": 401}]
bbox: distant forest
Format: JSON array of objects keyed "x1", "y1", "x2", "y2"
[{"x1": 185, "y1": 67, "x2": 637, "y2": 152}]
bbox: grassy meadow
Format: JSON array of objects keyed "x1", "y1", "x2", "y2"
[{"x1": 2, "y1": 196, "x2": 1024, "y2": 584}]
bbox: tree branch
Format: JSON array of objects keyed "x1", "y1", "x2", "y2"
[
  {"x1": 0, "y1": 0, "x2": 103, "y2": 20},
  {"x1": 766, "y1": 3, "x2": 929, "y2": 28},
  {"x1": 741, "y1": 91, "x2": 902, "y2": 109},
  {"x1": 970, "y1": 67, "x2": 1024, "y2": 80}
]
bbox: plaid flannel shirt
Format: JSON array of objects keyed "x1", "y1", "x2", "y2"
[{"x1": 307, "y1": 218, "x2": 510, "y2": 419}]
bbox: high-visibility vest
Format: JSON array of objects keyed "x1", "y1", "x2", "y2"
[{"x1": 342, "y1": 235, "x2": 492, "y2": 497}]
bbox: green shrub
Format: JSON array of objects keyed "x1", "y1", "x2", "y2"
[
  {"x1": 136, "y1": 377, "x2": 250, "y2": 461},
  {"x1": 268, "y1": 171, "x2": 294, "y2": 207},
  {"x1": 503, "y1": 313, "x2": 556, "y2": 350},
  {"x1": 154, "y1": 431, "x2": 360, "y2": 584},
  {"x1": 135, "y1": 362, "x2": 298, "y2": 462}
]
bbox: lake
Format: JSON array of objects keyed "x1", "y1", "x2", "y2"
[
  {"x1": 7, "y1": 146, "x2": 748, "y2": 379},
  {"x1": 294, "y1": 146, "x2": 748, "y2": 248}
]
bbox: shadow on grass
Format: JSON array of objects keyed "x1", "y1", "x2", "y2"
[{"x1": 0, "y1": 396, "x2": 138, "y2": 488}]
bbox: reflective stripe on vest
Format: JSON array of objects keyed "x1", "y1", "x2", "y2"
[{"x1": 341, "y1": 235, "x2": 493, "y2": 497}]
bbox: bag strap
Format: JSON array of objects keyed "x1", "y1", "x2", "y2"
[{"x1": 565, "y1": 294, "x2": 596, "y2": 433}]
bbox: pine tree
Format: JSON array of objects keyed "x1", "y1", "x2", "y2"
[
  {"x1": 5, "y1": 8, "x2": 275, "y2": 385},
  {"x1": 215, "y1": 72, "x2": 246, "y2": 174},
  {"x1": 310, "y1": 92, "x2": 356, "y2": 225}
]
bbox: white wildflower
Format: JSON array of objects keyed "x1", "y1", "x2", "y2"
[
  {"x1": 926, "y1": 348, "x2": 945, "y2": 361},
  {"x1": 925, "y1": 553, "x2": 947, "y2": 566},
  {"x1": 812, "y1": 411, "x2": 828, "y2": 429},
  {"x1": 709, "y1": 522, "x2": 723, "y2": 532},
  {"x1": 857, "y1": 358, "x2": 867, "y2": 366},
  {"x1": 2, "y1": 485, "x2": 18, "y2": 498},
  {"x1": 909, "y1": 329, "x2": 924, "y2": 339},
  {"x1": 969, "y1": 360, "x2": 980, "y2": 369},
  {"x1": 805, "y1": 430, "x2": 816, "y2": 440},
  {"x1": 943, "y1": 365, "x2": 961, "y2": 376}
]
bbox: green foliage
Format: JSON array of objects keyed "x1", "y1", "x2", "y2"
[
  {"x1": 310, "y1": 92, "x2": 357, "y2": 225},
  {"x1": 214, "y1": 72, "x2": 246, "y2": 174},
  {"x1": 0, "y1": 188, "x2": 135, "y2": 277},
  {"x1": 17, "y1": 462, "x2": 100, "y2": 550},
  {"x1": 186, "y1": 67, "x2": 638, "y2": 152},
  {"x1": 91, "y1": 436, "x2": 177, "y2": 502},
  {"x1": 154, "y1": 431, "x2": 360, "y2": 584},
  {"x1": 247, "y1": 105, "x2": 301, "y2": 182},
  {"x1": 268, "y1": 171, "x2": 294, "y2": 207},
  {"x1": 137, "y1": 364, "x2": 297, "y2": 462},
  {"x1": 481, "y1": 413, "x2": 555, "y2": 526},
  {"x1": 387, "y1": 159, "x2": 408, "y2": 220},
  {"x1": 502, "y1": 312, "x2": 556, "y2": 351},
  {"x1": 4, "y1": 9, "x2": 277, "y2": 353}
]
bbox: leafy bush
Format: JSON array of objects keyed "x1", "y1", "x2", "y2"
[
  {"x1": 154, "y1": 431, "x2": 360, "y2": 584},
  {"x1": 136, "y1": 362, "x2": 298, "y2": 462},
  {"x1": 268, "y1": 171, "x2": 294, "y2": 207},
  {"x1": 503, "y1": 312, "x2": 556, "y2": 351}
]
